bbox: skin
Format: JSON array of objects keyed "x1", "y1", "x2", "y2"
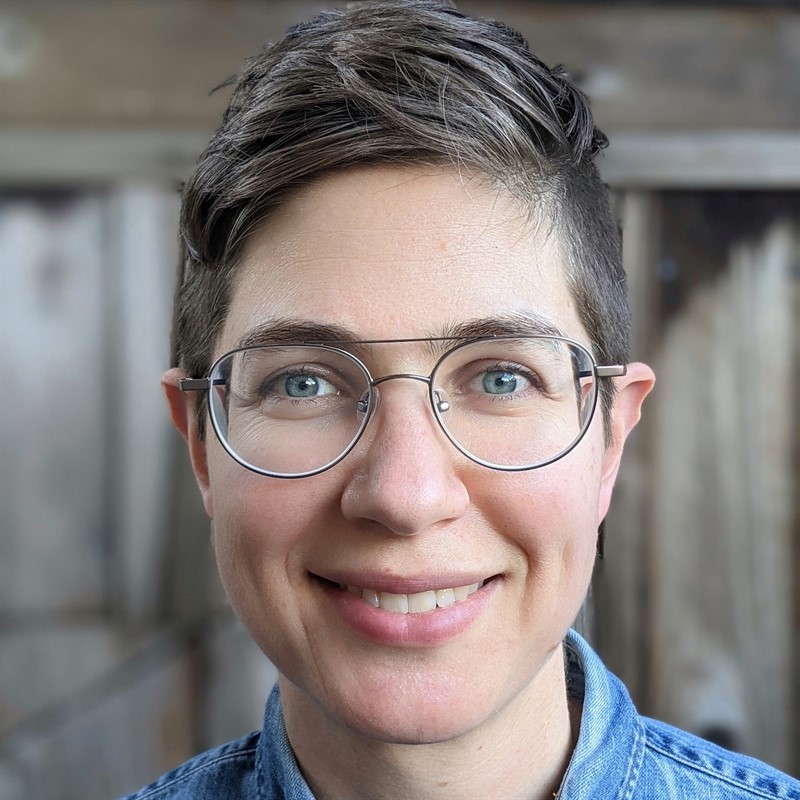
[{"x1": 164, "y1": 165, "x2": 654, "y2": 800}]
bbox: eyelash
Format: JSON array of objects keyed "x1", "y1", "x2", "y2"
[
  {"x1": 458, "y1": 361, "x2": 547, "y2": 398},
  {"x1": 258, "y1": 367, "x2": 339, "y2": 399}
]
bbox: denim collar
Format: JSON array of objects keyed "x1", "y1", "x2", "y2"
[{"x1": 557, "y1": 630, "x2": 644, "y2": 798}]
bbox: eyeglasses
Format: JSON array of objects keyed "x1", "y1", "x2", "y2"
[{"x1": 180, "y1": 335, "x2": 626, "y2": 478}]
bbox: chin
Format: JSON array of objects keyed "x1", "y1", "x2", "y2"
[
  {"x1": 309, "y1": 667, "x2": 510, "y2": 746},
  {"x1": 336, "y1": 698, "x2": 490, "y2": 746}
]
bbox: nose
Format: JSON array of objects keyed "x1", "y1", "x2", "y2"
[{"x1": 340, "y1": 379, "x2": 470, "y2": 536}]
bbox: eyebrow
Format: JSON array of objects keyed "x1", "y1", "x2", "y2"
[
  {"x1": 236, "y1": 320, "x2": 377, "y2": 358},
  {"x1": 235, "y1": 312, "x2": 570, "y2": 357},
  {"x1": 437, "y1": 312, "x2": 567, "y2": 344}
]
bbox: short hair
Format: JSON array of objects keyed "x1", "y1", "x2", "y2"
[{"x1": 175, "y1": 0, "x2": 631, "y2": 439}]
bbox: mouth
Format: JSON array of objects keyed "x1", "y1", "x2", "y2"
[
  {"x1": 312, "y1": 574, "x2": 493, "y2": 614},
  {"x1": 311, "y1": 572, "x2": 500, "y2": 645}
]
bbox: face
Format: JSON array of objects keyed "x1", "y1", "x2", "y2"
[{"x1": 167, "y1": 165, "x2": 652, "y2": 746}]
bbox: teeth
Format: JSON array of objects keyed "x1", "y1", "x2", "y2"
[
  {"x1": 435, "y1": 588, "x2": 455, "y2": 608},
  {"x1": 379, "y1": 592, "x2": 409, "y2": 613},
  {"x1": 362, "y1": 589, "x2": 380, "y2": 608},
  {"x1": 407, "y1": 590, "x2": 437, "y2": 613},
  {"x1": 453, "y1": 584, "x2": 470, "y2": 601},
  {"x1": 340, "y1": 580, "x2": 486, "y2": 614}
]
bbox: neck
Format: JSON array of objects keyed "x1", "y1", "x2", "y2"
[{"x1": 281, "y1": 644, "x2": 579, "y2": 800}]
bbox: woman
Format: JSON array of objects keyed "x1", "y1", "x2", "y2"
[{"x1": 125, "y1": 2, "x2": 798, "y2": 798}]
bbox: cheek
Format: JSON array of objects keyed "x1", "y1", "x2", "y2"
[
  {"x1": 480, "y1": 446, "x2": 602, "y2": 544},
  {"x1": 207, "y1": 458, "x2": 345, "y2": 663},
  {"x1": 474, "y1": 442, "x2": 603, "y2": 596},
  {"x1": 206, "y1": 446, "x2": 338, "y2": 585}
]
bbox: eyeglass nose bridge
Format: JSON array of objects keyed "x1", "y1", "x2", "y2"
[{"x1": 356, "y1": 373, "x2": 451, "y2": 415}]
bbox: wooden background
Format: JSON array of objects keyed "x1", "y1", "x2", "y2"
[{"x1": 0, "y1": 2, "x2": 797, "y2": 796}]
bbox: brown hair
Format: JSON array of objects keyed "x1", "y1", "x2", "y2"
[{"x1": 175, "y1": 0, "x2": 631, "y2": 436}]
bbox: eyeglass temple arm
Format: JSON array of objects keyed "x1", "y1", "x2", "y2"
[
  {"x1": 180, "y1": 378, "x2": 225, "y2": 392},
  {"x1": 576, "y1": 366, "x2": 627, "y2": 379},
  {"x1": 595, "y1": 365, "x2": 627, "y2": 378}
]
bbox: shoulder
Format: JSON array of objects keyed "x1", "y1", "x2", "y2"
[
  {"x1": 118, "y1": 731, "x2": 260, "y2": 800},
  {"x1": 639, "y1": 717, "x2": 800, "y2": 800}
]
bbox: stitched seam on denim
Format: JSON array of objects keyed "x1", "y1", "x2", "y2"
[
  {"x1": 618, "y1": 717, "x2": 644, "y2": 800},
  {"x1": 256, "y1": 741, "x2": 266, "y2": 800},
  {"x1": 644, "y1": 739, "x2": 794, "y2": 799},
  {"x1": 133, "y1": 747, "x2": 258, "y2": 799}
]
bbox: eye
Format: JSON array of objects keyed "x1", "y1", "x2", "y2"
[
  {"x1": 277, "y1": 371, "x2": 338, "y2": 398},
  {"x1": 480, "y1": 369, "x2": 529, "y2": 395}
]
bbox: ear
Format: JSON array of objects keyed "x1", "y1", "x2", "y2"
[
  {"x1": 163, "y1": 367, "x2": 214, "y2": 519},
  {"x1": 597, "y1": 361, "x2": 655, "y2": 524}
]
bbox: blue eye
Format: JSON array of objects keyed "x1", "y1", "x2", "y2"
[
  {"x1": 481, "y1": 370, "x2": 527, "y2": 394},
  {"x1": 283, "y1": 374, "x2": 335, "y2": 398}
]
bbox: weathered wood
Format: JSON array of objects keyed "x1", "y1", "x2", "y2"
[
  {"x1": 0, "y1": 1, "x2": 796, "y2": 790},
  {"x1": 0, "y1": 614, "x2": 276, "y2": 799},
  {"x1": 0, "y1": 193, "x2": 108, "y2": 613},
  {"x1": 3, "y1": 129, "x2": 798, "y2": 188},
  {"x1": 793, "y1": 262, "x2": 800, "y2": 778},
  {"x1": 203, "y1": 617, "x2": 278, "y2": 751},
  {"x1": 598, "y1": 132, "x2": 800, "y2": 189},
  {"x1": 603, "y1": 192, "x2": 799, "y2": 769},
  {"x1": 0, "y1": 625, "x2": 129, "y2": 736},
  {"x1": 595, "y1": 191, "x2": 662, "y2": 708},
  {"x1": 0, "y1": 631, "x2": 195, "y2": 800},
  {"x1": 106, "y1": 185, "x2": 179, "y2": 623},
  {"x1": 0, "y1": 1, "x2": 797, "y2": 132}
]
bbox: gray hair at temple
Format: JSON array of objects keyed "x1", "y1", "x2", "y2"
[{"x1": 175, "y1": 0, "x2": 631, "y2": 440}]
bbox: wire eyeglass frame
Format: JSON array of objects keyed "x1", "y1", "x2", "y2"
[{"x1": 180, "y1": 334, "x2": 627, "y2": 478}]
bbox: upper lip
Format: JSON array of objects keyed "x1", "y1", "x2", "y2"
[{"x1": 310, "y1": 570, "x2": 497, "y2": 594}]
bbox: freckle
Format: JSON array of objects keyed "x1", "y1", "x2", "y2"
[
  {"x1": 437, "y1": 782, "x2": 448, "y2": 787},
  {"x1": 438, "y1": 241, "x2": 447, "y2": 252}
]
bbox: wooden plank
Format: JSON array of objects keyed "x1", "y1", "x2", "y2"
[
  {"x1": 0, "y1": 193, "x2": 107, "y2": 613},
  {"x1": 0, "y1": 130, "x2": 208, "y2": 186},
  {"x1": 106, "y1": 185, "x2": 179, "y2": 622},
  {"x1": 0, "y1": 1, "x2": 797, "y2": 132},
  {"x1": 0, "y1": 636, "x2": 195, "y2": 800},
  {"x1": 0, "y1": 614, "x2": 277, "y2": 799},
  {"x1": 594, "y1": 191, "x2": 661, "y2": 707},
  {"x1": 599, "y1": 132, "x2": 800, "y2": 189},
  {"x1": 2, "y1": 129, "x2": 797, "y2": 188},
  {"x1": 0, "y1": 625, "x2": 128, "y2": 736},
  {"x1": 596, "y1": 191, "x2": 798, "y2": 769},
  {"x1": 646, "y1": 195, "x2": 797, "y2": 768},
  {"x1": 204, "y1": 617, "x2": 278, "y2": 750}
]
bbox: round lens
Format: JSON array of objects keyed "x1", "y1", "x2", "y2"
[
  {"x1": 208, "y1": 345, "x2": 372, "y2": 477},
  {"x1": 430, "y1": 337, "x2": 597, "y2": 469}
]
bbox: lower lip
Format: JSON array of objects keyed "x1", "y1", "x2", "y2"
[{"x1": 318, "y1": 579, "x2": 498, "y2": 647}]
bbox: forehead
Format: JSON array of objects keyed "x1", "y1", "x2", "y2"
[{"x1": 220, "y1": 166, "x2": 583, "y2": 354}]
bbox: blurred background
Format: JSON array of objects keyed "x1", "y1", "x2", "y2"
[{"x1": 0, "y1": 1, "x2": 797, "y2": 797}]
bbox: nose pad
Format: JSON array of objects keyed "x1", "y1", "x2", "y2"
[
  {"x1": 357, "y1": 389, "x2": 377, "y2": 420},
  {"x1": 433, "y1": 389, "x2": 450, "y2": 414}
]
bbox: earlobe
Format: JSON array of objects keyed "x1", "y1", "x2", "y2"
[
  {"x1": 597, "y1": 361, "x2": 655, "y2": 522},
  {"x1": 162, "y1": 368, "x2": 214, "y2": 518}
]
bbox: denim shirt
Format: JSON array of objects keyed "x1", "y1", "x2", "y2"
[{"x1": 120, "y1": 630, "x2": 799, "y2": 799}]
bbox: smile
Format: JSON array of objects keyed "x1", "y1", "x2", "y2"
[
  {"x1": 313, "y1": 572, "x2": 499, "y2": 645},
  {"x1": 340, "y1": 581, "x2": 485, "y2": 614}
]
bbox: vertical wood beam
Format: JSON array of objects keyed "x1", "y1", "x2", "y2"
[{"x1": 594, "y1": 191, "x2": 661, "y2": 707}]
